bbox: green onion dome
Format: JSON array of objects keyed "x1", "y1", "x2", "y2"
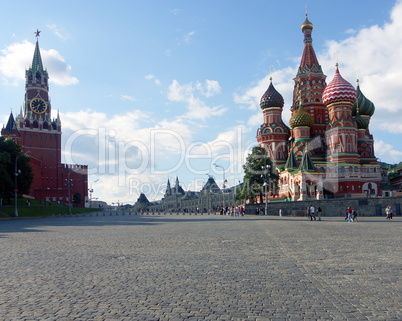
[
  {"x1": 260, "y1": 78, "x2": 284, "y2": 109},
  {"x1": 352, "y1": 82, "x2": 375, "y2": 117},
  {"x1": 354, "y1": 112, "x2": 369, "y2": 129},
  {"x1": 289, "y1": 105, "x2": 314, "y2": 128}
]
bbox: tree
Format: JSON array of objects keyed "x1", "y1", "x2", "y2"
[
  {"x1": 235, "y1": 146, "x2": 278, "y2": 203},
  {"x1": 73, "y1": 192, "x2": 82, "y2": 204},
  {"x1": 0, "y1": 137, "x2": 33, "y2": 203}
]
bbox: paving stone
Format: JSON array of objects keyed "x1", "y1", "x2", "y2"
[{"x1": 0, "y1": 215, "x2": 400, "y2": 320}]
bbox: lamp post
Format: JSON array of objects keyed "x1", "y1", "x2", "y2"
[
  {"x1": 213, "y1": 163, "x2": 227, "y2": 206},
  {"x1": 261, "y1": 164, "x2": 271, "y2": 215},
  {"x1": 88, "y1": 179, "x2": 99, "y2": 208},
  {"x1": 14, "y1": 152, "x2": 30, "y2": 217},
  {"x1": 65, "y1": 171, "x2": 73, "y2": 215}
]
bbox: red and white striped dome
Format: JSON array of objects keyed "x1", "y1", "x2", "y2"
[{"x1": 322, "y1": 65, "x2": 357, "y2": 105}]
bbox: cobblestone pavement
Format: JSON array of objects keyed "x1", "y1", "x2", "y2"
[{"x1": 0, "y1": 213, "x2": 401, "y2": 320}]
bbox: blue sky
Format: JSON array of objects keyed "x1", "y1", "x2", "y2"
[{"x1": 1, "y1": 0, "x2": 402, "y2": 204}]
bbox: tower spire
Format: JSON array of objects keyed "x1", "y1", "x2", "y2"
[
  {"x1": 298, "y1": 15, "x2": 322, "y2": 75},
  {"x1": 32, "y1": 30, "x2": 44, "y2": 72}
]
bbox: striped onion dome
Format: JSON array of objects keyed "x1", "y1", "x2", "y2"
[
  {"x1": 260, "y1": 78, "x2": 284, "y2": 109},
  {"x1": 352, "y1": 81, "x2": 375, "y2": 117},
  {"x1": 354, "y1": 111, "x2": 369, "y2": 129},
  {"x1": 289, "y1": 105, "x2": 314, "y2": 128},
  {"x1": 322, "y1": 65, "x2": 357, "y2": 106}
]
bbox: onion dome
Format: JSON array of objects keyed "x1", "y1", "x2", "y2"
[
  {"x1": 260, "y1": 78, "x2": 284, "y2": 109},
  {"x1": 354, "y1": 112, "x2": 369, "y2": 129},
  {"x1": 352, "y1": 80, "x2": 375, "y2": 117},
  {"x1": 301, "y1": 14, "x2": 314, "y2": 32},
  {"x1": 322, "y1": 64, "x2": 357, "y2": 106},
  {"x1": 289, "y1": 105, "x2": 314, "y2": 128}
]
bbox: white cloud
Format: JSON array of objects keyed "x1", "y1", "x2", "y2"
[
  {"x1": 59, "y1": 109, "x2": 199, "y2": 203},
  {"x1": 47, "y1": 24, "x2": 68, "y2": 40},
  {"x1": 0, "y1": 40, "x2": 78, "y2": 86},
  {"x1": 167, "y1": 79, "x2": 227, "y2": 120},
  {"x1": 145, "y1": 74, "x2": 161, "y2": 85},
  {"x1": 184, "y1": 31, "x2": 195, "y2": 44},
  {"x1": 121, "y1": 95, "x2": 136, "y2": 101},
  {"x1": 375, "y1": 139, "x2": 402, "y2": 163}
]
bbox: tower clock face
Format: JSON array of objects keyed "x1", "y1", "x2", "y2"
[{"x1": 30, "y1": 98, "x2": 48, "y2": 114}]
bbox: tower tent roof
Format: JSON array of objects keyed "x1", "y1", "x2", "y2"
[
  {"x1": 298, "y1": 15, "x2": 322, "y2": 75},
  {"x1": 31, "y1": 39, "x2": 44, "y2": 72},
  {"x1": 298, "y1": 150, "x2": 316, "y2": 172},
  {"x1": 285, "y1": 150, "x2": 298, "y2": 170},
  {"x1": 4, "y1": 112, "x2": 17, "y2": 131}
]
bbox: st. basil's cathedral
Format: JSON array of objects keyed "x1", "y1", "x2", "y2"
[{"x1": 257, "y1": 15, "x2": 381, "y2": 201}]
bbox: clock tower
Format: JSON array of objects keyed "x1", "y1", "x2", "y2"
[{"x1": 1, "y1": 30, "x2": 88, "y2": 206}]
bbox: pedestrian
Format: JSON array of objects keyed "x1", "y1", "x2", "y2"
[
  {"x1": 352, "y1": 209, "x2": 358, "y2": 222},
  {"x1": 279, "y1": 209, "x2": 282, "y2": 217},
  {"x1": 386, "y1": 205, "x2": 393, "y2": 219},
  {"x1": 317, "y1": 206, "x2": 322, "y2": 221},
  {"x1": 309, "y1": 205, "x2": 316, "y2": 221},
  {"x1": 346, "y1": 207, "x2": 353, "y2": 222}
]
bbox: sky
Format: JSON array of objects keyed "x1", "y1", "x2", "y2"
[{"x1": 1, "y1": 0, "x2": 402, "y2": 205}]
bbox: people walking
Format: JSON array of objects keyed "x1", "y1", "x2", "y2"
[
  {"x1": 317, "y1": 206, "x2": 322, "y2": 221},
  {"x1": 386, "y1": 205, "x2": 394, "y2": 219},
  {"x1": 309, "y1": 205, "x2": 316, "y2": 221},
  {"x1": 346, "y1": 207, "x2": 353, "y2": 222},
  {"x1": 352, "y1": 208, "x2": 358, "y2": 222}
]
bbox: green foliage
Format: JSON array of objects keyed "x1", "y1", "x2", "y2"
[
  {"x1": 73, "y1": 192, "x2": 82, "y2": 204},
  {"x1": 235, "y1": 146, "x2": 278, "y2": 203},
  {"x1": 0, "y1": 137, "x2": 33, "y2": 202}
]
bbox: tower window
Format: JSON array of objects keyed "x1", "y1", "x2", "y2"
[{"x1": 36, "y1": 72, "x2": 41, "y2": 82}]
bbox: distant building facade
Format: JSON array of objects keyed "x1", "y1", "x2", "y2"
[
  {"x1": 137, "y1": 176, "x2": 241, "y2": 212},
  {"x1": 1, "y1": 32, "x2": 88, "y2": 206}
]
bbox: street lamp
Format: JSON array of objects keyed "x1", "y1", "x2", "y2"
[
  {"x1": 213, "y1": 163, "x2": 227, "y2": 208},
  {"x1": 14, "y1": 152, "x2": 30, "y2": 217},
  {"x1": 65, "y1": 171, "x2": 73, "y2": 214},
  {"x1": 88, "y1": 179, "x2": 99, "y2": 208},
  {"x1": 261, "y1": 164, "x2": 271, "y2": 215},
  {"x1": 213, "y1": 163, "x2": 227, "y2": 190}
]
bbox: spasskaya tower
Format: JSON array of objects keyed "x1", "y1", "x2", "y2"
[{"x1": 1, "y1": 30, "x2": 88, "y2": 206}]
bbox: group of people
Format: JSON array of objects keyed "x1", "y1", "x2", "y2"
[
  {"x1": 385, "y1": 205, "x2": 394, "y2": 219},
  {"x1": 306, "y1": 205, "x2": 322, "y2": 221}
]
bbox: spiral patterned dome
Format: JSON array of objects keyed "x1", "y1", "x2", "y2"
[
  {"x1": 352, "y1": 83, "x2": 375, "y2": 117},
  {"x1": 322, "y1": 65, "x2": 357, "y2": 106},
  {"x1": 354, "y1": 112, "x2": 369, "y2": 129},
  {"x1": 289, "y1": 106, "x2": 315, "y2": 128},
  {"x1": 260, "y1": 78, "x2": 284, "y2": 109}
]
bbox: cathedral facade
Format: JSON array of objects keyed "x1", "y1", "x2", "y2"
[
  {"x1": 1, "y1": 32, "x2": 88, "y2": 206},
  {"x1": 257, "y1": 16, "x2": 381, "y2": 201}
]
